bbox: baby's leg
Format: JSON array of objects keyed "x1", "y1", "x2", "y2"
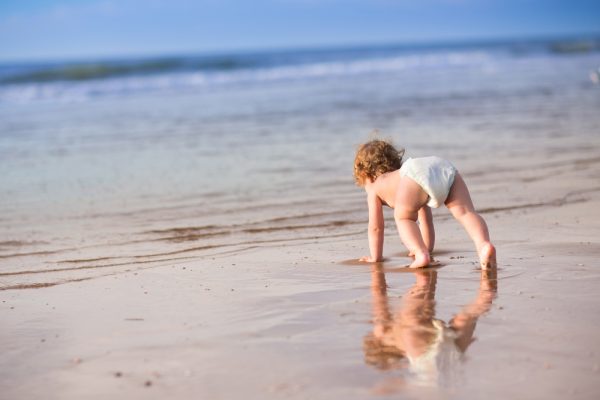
[
  {"x1": 394, "y1": 177, "x2": 431, "y2": 268},
  {"x1": 445, "y1": 173, "x2": 496, "y2": 269}
]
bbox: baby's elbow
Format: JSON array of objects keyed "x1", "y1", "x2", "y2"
[{"x1": 368, "y1": 223, "x2": 383, "y2": 232}]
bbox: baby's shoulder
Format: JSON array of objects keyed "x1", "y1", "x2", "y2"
[{"x1": 373, "y1": 170, "x2": 401, "y2": 193}]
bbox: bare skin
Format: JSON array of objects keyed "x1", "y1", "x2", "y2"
[{"x1": 359, "y1": 170, "x2": 496, "y2": 269}]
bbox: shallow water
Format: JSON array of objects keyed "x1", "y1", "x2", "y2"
[
  {"x1": 3, "y1": 39, "x2": 600, "y2": 400},
  {"x1": 1, "y1": 42, "x2": 600, "y2": 288}
]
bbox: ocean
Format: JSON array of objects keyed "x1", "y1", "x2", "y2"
[{"x1": 1, "y1": 37, "x2": 600, "y2": 287}]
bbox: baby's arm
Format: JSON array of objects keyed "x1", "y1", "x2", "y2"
[
  {"x1": 417, "y1": 206, "x2": 435, "y2": 253},
  {"x1": 360, "y1": 190, "x2": 384, "y2": 262}
]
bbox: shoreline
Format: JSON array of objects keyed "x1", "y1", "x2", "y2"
[
  {"x1": 2, "y1": 141, "x2": 600, "y2": 398},
  {"x1": 2, "y1": 44, "x2": 600, "y2": 398},
  {"x1": 2, "y1": 141, "x2": 599, "y2": 291}
]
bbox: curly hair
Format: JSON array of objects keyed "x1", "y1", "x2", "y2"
[{"x1": 353, "y1": 139, "x2": 404, "y2": 186}]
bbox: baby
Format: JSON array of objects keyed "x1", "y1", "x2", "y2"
[{"x1": 353, "y1": 139, "x2": 496, "y2": 269}]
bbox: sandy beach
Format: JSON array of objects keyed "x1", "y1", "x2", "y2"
[
  {"x1": 1, "y1": 42, "x2": 600, "y2": 399},
  {"x1": 2, "y1": 141, "x2": 600, "y2": 399}
]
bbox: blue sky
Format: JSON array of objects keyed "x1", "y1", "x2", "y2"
[{"x1": 0, "y1": 0, "x2": 599, "y2": 61}]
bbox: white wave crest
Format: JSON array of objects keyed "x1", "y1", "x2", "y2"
[{"x1": 0, "y1": 51, "x2": 492, "y2": 104}]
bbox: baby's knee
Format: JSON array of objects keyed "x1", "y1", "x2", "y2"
[
  {"x1": 394, "y1": 207, "x2": 418, "y2": 222},
  {"x1": 449, "y1": 205, "x2": 474, "y2": 219}
]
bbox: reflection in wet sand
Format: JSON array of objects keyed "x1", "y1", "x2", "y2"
[{"x1": 364, "y1": 264, "x2": 497, "y2": 390}]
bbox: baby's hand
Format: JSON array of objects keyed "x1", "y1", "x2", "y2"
[{"x1": 359, "y1": 256, "x2": 380, "y2": 263}]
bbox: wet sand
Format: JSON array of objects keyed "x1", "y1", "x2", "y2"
[
  {"x1": 2, "y1": 139, "x2": 600, "y2": 399},
  {"x1": 2, "y1": 45, "x2": 600, "y2": 399}
]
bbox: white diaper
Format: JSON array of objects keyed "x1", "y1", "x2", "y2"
[{"x1": 399, "y1": 156, "x2": 457, "y2": 208}]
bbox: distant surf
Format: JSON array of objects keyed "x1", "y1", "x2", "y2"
[{"x1": 1, "y1": 37, "x2": 598, "y2": 104}]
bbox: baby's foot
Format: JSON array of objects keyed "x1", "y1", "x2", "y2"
[
  {"x1": 479, "y1": 242, "x2": 497, "y2": 270},
  {"x1": 409, "y1": 252, "x2": 431, "y2": 268}
]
